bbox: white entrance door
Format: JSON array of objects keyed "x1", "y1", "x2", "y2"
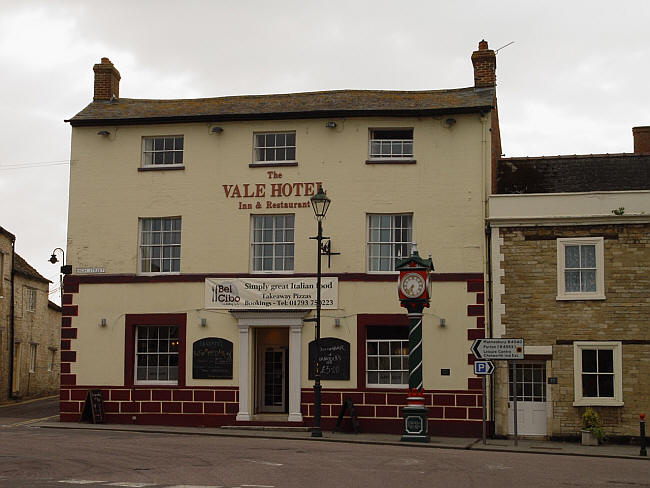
[{"x1": 508, "y1": 362, "x2": 547, "y2": 436}]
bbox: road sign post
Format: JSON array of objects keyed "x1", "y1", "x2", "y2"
[{"x1": 470, "y1": 339, "x2": 524, "y2": 446}]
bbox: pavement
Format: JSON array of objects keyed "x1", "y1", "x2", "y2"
[
  {"x1": 3, "y1": 396, "x2": 647, "y2": 461},
  {"x1": 35, "y1": 420, "x2": 648, "y2": 461}
]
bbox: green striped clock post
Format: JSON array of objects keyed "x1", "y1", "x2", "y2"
[{"x1": 396, "y1": 246, "x2": 433, "y2": 443}]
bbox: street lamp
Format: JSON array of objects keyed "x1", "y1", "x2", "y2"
[
  {"x1": 309, "y1": 186, "x2": 330, "y2": 438},
  {"x1": 49, "y1": 248, "x2": 72, "y2": 302}
]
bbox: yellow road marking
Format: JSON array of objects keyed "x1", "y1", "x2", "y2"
[
  {"x1": 0, "y1": 394, "x2": 58, "y2": 408},
  {"x1": 1, "y1": 414, "x2": 59, "y2": 427}
]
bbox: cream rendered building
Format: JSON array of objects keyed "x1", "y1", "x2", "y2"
[{"x1": 61, "y1": 41, "x2": 501, "y2": 435}]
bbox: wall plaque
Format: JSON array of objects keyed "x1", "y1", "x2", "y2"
[
  {"x1": 308, "y1": 337, "x2": 350, "y2": 381},
  {"x1": 192, "y1": 337, "x2": 233, "y2": 379}
]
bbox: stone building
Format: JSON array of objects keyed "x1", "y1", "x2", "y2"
[
  {"x1": 60, "y1": 40, "x2": 501, "y2": 435},
  {"x1": 0, "y1": 226, "x2": 61, "y2": 402},
  {"x1": 488, "y1": 128, "x2": 650, "y2": 439}
]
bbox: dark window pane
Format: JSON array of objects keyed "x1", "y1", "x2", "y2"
[
  {"x1": 175, "y1": 137, "x2": 183, "y2": 150},
  {"x1": 598, "y1": 349, "x2": 613, "y2": 373},
  {"x1": 286, "y1": 133, "x2": 295, "y2": 146},
  {"x1": 599, "y1": 375, "x2": 614, "y2": 397},
  {"x1": 582, "y1": 374, "x2": 598, "y2": 397},
  {"x1": 582, "y1": 349, "x2": 597, "y2": 372}
]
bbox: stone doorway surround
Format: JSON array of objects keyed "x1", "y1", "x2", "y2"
[{"x1": 230, "y1": 310, "x2": 309, "y2": 423}]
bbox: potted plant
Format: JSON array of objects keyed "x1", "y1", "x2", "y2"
[{"x1": 581, "y1": 407, "x2": 604, "y2": 445}]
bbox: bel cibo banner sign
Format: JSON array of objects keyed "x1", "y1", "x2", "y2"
[{"x1": 205, "y1": 277, "x2": 338, "y2": 310}]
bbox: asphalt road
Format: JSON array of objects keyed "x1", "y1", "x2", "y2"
[{"x1": 1, "y1": 398, "x2": 648, "y2": 488}]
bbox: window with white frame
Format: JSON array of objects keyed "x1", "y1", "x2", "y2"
[
  {"x1": 135, "y1": 325, "x2": 179, "y2": 384},
  {"x1": 139, "y1": 217, "x2": 181, "y2": 273},
  {"x1": 369, "y1": 129, "x2": 413, "y2": 159},
  {"x1": 366, "y1": 326, "x2": 409, "y2": 387},
  {"x1": 29, "y1": 343, "x2": 37, "y2": 373},
  {"x1": 253, "y1": 132, "x2": 296, "y2": 163},
  {"x1": 0, "y1": 252, "x2": 5, "y2": 297},
  {"x1": 251, "y1": 214, "x2": 294, "y2": 272},
  {"x1": 557, "y1": 237, "x2": 605, "y2": 300},
  {"x1": 367, "y1": 214, "x2": 412, "y2": 272},
  {"x1": 48, "y1": 348, "x2": 56, "y2": 372},
  {"x1": 573, "y1": 341, "x2": 622, "y2": 406},
  {"x1": 24, "y1": 287, "x2": 36, "y2": 312},
  {"x1": 142, "y1": 136, "x2": 184, "y2": 166}
]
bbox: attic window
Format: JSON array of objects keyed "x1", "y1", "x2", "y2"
[{"x1": 369, "y1": 129, "x2": 413, "y2": 159}]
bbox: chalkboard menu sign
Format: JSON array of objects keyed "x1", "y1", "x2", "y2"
[
  {"x1": 80, "y1": 389, "x2": 105, "y2": 424},
  {"x1": 192, "y1": 337, "x2": 233, "y2": 379},
  {"x1": 308, "y1": 337, "x2": 350, "y2": 380}
]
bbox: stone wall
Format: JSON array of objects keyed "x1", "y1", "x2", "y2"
[
  {"x1": 0, "y1": 232, "x2": 13, "y2": 402},
  {"x1": 496, "y1": 223, "x2": 650, "y2": 437},
  {"x1": 12, "y1": 273, "x2": 60, "y2": 400}
]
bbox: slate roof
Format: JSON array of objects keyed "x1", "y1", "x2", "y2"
[
  {"x1": 66, "y1": 87, "x2": 496, "y2": 126},
  {"x1": 496, "y1": 154, "x2": 650, "y2": 194},
  {"x1": 14, "y1": 253, "x2": 50, "y2": 284}
]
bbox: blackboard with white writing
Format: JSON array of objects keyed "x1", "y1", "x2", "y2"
[
  {"x1": 192, "y1": 337, "x2": 233, "y2": 379},
  {"x1": 308, "y1": 337, "x2": 350, "y2": 380},
  {"x1": 80, "y1": 389, "x2": 105, "y2": 424}
]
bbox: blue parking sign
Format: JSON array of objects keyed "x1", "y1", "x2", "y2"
[{"x1": 474, "y1": 360, "x2": 494, "y2": 375}]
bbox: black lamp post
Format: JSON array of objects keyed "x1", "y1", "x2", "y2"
[
  {"x1": 309, "y1": 186, "x2": 330, "y2": 438},
  {"x1": 49, "y1": 247, "x2": 71, "y2": 303}
]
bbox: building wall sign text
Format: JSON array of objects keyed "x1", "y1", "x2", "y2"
[
  {"x1": 205, "y1": 277, "x2": 338, "y2": 310},
  {"x1": 222, "y1": 171, "x2": 322, "y2": 210}
]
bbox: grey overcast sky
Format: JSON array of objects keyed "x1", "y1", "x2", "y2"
[{"x1": 1, "y1": 0, "x2": 648, "y2": 301}]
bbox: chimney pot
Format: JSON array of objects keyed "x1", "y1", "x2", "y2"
[
  {"x1": 93, "y1": 57, "x2": 121, "y2": 101},
  {"x1": 632, "y1": 126, "x2": 650, "y2": 154},
  {"x1": 472, "y1": 40, "x2": 496, "y2": 88}
]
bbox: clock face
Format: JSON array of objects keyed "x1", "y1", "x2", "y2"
[{"x1": 400, "y1": 272, "x2": 426, "y2": 299}]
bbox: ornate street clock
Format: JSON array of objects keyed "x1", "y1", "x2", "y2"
[
  {"x1": 399, "y1": 272, "x2": 427, "y2": 299},
  {"x1": 396, "y1": 244, "x2": 433, "y2": 443}
]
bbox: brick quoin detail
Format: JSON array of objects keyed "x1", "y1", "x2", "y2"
[{"x1": 465, "y1": 277, "x2": 485, "y2": 399}]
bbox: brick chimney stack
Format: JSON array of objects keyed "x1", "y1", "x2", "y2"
[
  {"x1": 93, "y1": 57, "x2": 121, "y2": 101},
  {"x1": 632, "y1": 126, "x2": 650, "y2": 154},
  {"x1": 471, "y1": 40, "x2": 496, "y2": 88}
]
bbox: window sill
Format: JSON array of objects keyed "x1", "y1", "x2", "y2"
[
  {"x1": 134, "y1": 381, "x2": 179, "y2": 386},
  {"x1": 366, "y1": 384, "x2": 408, "y2": 390},
  {"x1": 249, "y1": 161, "x2": 299, "y2": 168},
  {"x1": 556, "y1": 294, "x2": 606, "y2": 301},
  {"x1": 138, "y1": 165, "x2": 185, "y2": 172},
  {"x1": 365, "y1": 159, "x2": 416, "y2": 165},
  {"x1": 573, "y1": 399, "x2": 623, "y2": 407},
  {"x1": 137, "y1": 272, "x2": 181, "y2": 276},
  {"x1": 251, "y1": 270, "x2": 295, "y2": 275}
]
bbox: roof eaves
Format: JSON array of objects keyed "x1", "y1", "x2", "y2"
[{"x1": 67, "y1": 105, "x2": 495, "y2": 127}]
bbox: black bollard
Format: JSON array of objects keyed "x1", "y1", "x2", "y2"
[{"x1": 640, "y1": 414, "x2": 647, "y2": 457}]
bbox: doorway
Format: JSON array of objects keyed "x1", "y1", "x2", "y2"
[
  {"x1": 255, "y1": 328, "x2": 289, "y2": 414},
  {"x1": 508, "y1": 361, "x2": 548, "y2": 436}
]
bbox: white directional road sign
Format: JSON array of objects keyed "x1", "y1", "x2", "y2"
[
  {"x1": 474, "y1": 360, "x2": 495, "y2": 375},
  {"x1": 471, "y1": 338, "x2": 524, "y2": 360}
]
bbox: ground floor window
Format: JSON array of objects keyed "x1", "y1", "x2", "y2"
[
  {"x1": 29, "y1": 343, "x2": 37, "y2": 373},
  {"x1": 47, "y1": 348, "x2": 56, "y2": 372},
  {"x1": 573, "y1": 341, "x2": 623, "y2": 406},
  {"x1": 366, "y1": 325, "x2": 408, "y2": 387},
  {"x1": 125, "y1": 313, "x2": 187, "y2": 387},
  {"x1": 135, "y1": 326, "x2": 179, "y2": 384}
]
